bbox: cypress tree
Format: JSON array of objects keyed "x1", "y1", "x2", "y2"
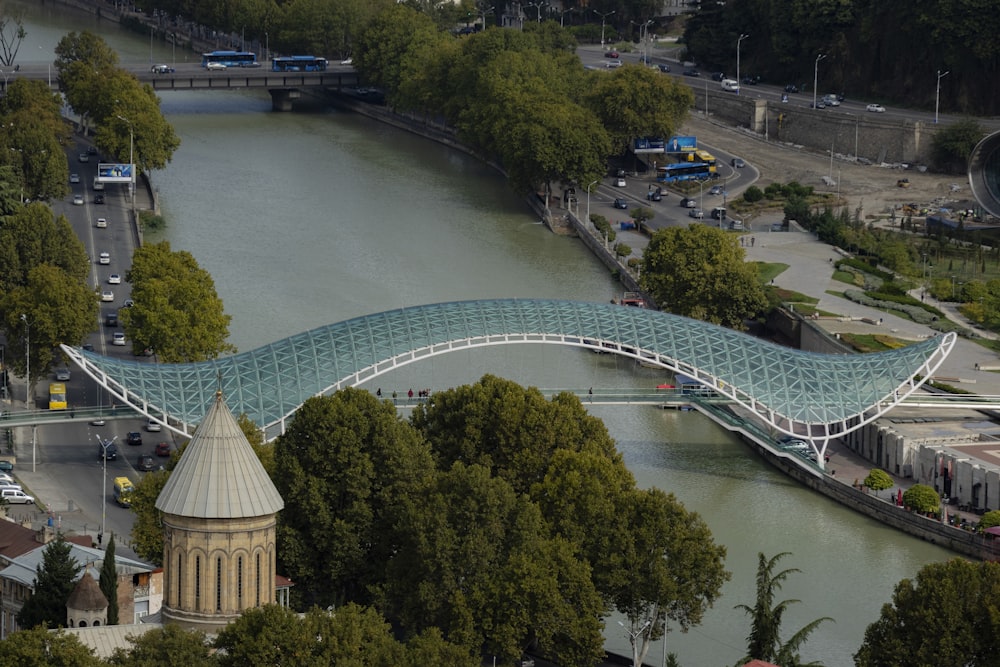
[
  {"x1": 99, "y1": 532, "x2": 119, "y2": 624},
  {"x1": 16, "y1": 537, "x2": 82, "y2": 629}
]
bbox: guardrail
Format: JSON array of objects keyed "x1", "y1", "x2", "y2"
[{"x1": 0, "y1": 405, "x2": 139, "y2": 427}]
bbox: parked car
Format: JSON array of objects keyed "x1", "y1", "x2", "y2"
[
  {"x1": 1, "y1": 489, "x2": 33, "y2": 504},
  {"x1": 866, "y1": 103, "x2": 886, "y2": 113},
  {"x1": 137, "y1": 454, "x2": 155, "y2": 471},
  {"x1": 155, "y1": 442, "x2": 171, "y2": 457},
  {"x1": 55, "y1": 367, "x2": 71, "y2": 381},
  {"x1": 0, "y1": 461, "x2": 12, "y2": 472},
  {"x1": 613, "y1": 198, "x2": 628, "y2": 209},
  {"x1": 604, "y1": 50, "x2": 619, "y2": 59},
  {"x1": 126, "y1": 432, "x2": 143, "y2": 446}
]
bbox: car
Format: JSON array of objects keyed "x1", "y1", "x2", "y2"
[
  {"x1": 82, "y1": 343, "x2": 95, "y2": 352},
  {"x1": 73, "y1": 194, "x2": 84, "y2": 205},
  {"x1": 682, "y1": 69, "x2": 700, "y2": 77},
  {"x1": 821, "y1": 94, "x2": 841, "y2": 107},
  {"x1": 0, "y1": 474, "x2": 16, "y2": 486},
  {"x1": 614, "y1": 176, "x2": 626, "y2": 187},
  {"x1": 151, "y1": 64, "x2": 175, "y2": 74},
  {"x1": 87, "y1": 146, "x2": 97, "y2": 155},
  {"x1": 709, "y1": 184, "x2": 724, "y2": 195},
  {"x1": 0, "y1": 461, "x2": 12, "y2": 472},
  {"x1": 90, "y1": 418, "x2": 106, "y2": 426},
  {"x1": 866, "y1": 103, "x2": 886, "y2": 113},
  {"x1": 604, "y1": 50, "x2": 619, "y2": 59},
  {"x1": 126, "y1": 432, "x2": 143, "y2": 446},
  {"x1": 155, "y1": 442, "x2": 171, "y2": 457},
  {"x1": 146, "y1": 419, "x2": 162, "y2": 433},
  {"x1": 94, "y1": 194, "x2": 105, "y2": 204},
  {"x1": 340, "y1": 57, "x2": 353, "y2": 65},
  {"x1": 613, "y1": 197, "x2": 628, "y2": 209},
  {"x1": 1, "y1": 489, "x2": 33, "y2": 504},
  {"x1": 137, "y1": 454, "x2": 155, "y2": 471},
  {"x1": 741, "y1": 75, "x2": 760, "y2": 85},
  {"x1": 100, "y1": 290, "x2": 114, "y2": 302},
  {"x1": 70, "y1": 173, "x2": 80, "y2": 184},
  {"x1": 98, "y1": 252, "x2": 110, "y2": 265},
  {"x1": 646, "y1": 189, "x2": 662, "y2": 201},
  {"x1": 770, "y1": 222, "x2": 786, "y2": 232},
  {"x1": 689, "y1": 209, "x2": 705, "y2": 219},
  {"x1": 108, "y1": 273, "x2": 122, "y2": 285},
  {"x1": 810, "y1": 101, "x2": 826, "y2": 109},
  {"x1": 731, "y1": 157, "x2": 746, "y2": 168},
  {"x1": 100, "y1": 442, "x2": 118, "y2": 460},
  {"x1": 680, "y1": 197, "x2": 697, "y2": 208},
  {"x1": 710, "y1": 71, "x2": 725, "y2": 82},
  {"x1": 78, "y1": 153, "x2": 89, "y2": 163},
  {"x1": 605, "y1": 60, "x2": 622, "y2": 69},
  {"x1": 105, "y1": 312, "x2": 119, "y2": 327},
  {"x1": 658, "y1": 64, "x2": 671, "y2": 73},
  {"x1": 96, "y1": 217, "x2": 108, "y2": 228},
  {"x1": 55, "y1": 367, "x2": 71, "y2": 381},
  {"x1": 206, "y1": 61, "x2": 227, "y2": 70},
  {"x1": 784, "y1": 84, "x2": 799, "y2": 93},
  {"x1": 123, "y1": 299, "x2": 135, "y2": 308},
  {"x1": 112, "y1": 332, "x2": 126, "y2": 346}
]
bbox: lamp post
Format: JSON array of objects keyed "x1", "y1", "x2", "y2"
[
  {"x1": 149, "y1": 26, "x2": 153, "y2": 64},
  {"x1": 952, "y1": 274, "x2": 956, "y2": 300},
  {"x1": 813, "y1": 53, "x2": 826, "y2": 110},
  {"x1": 115, "y1": 114, "x2": 136, "y2": 221},
  {"x1": 38, "y1": 46, "x2": 50, "y2": 89},
  {"x1": 935, "y1": 69, "x2": 950, "y2": 124},
  {"x1": 618, "y1": 620, "x2": 652, "y2": 667},
  {"x1": 97, "y1": 436, "x2": 115, "y2": 543},
  {"x1": 594, "y1": 9, "x2": 615, "y2": 47},
  {"x1": 736, "y1": 33, "x2": 749, "y2": 96},
  {"x1": 560, "y1": 7, "x2": 575, "y2": 27},
  {"x1": 19, "y1": 314, "x2": 28, "y2": 410},
  {"x1": 586, "y1": 179, "x2": 599, "y2": 225}
]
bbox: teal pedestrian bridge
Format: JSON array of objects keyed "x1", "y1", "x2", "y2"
[{"x1": 59, "y1": 299, "x2": 956, "y2": 444}]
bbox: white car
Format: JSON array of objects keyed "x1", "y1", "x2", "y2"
[
  {"x1": 108, "y1": 273, "x2": 122, "y2": 284},
  {"x1": 614, "y1": 177, "x2": 627, "y2": 187},
  {"x1": 112, "y1": 332, "x2": 126, "y2": 346},
  {"x1": 98, "y1": 252, "x2": 110, "y2": 265},
  {"x1": 145, "y1": 419, "x2": 162, "y2": 432},
  {"x1": 100, "y1": 290, "x2": 114, "y2": 302},
  {"x1": 206, "y1": 61, "x2": 227, "y2": 70},
  {"x1": 96, "y1": 217, "x2": 108, "y2": 228},
  {"x1": 606, "y1": 60, "x2": 623, "y2": 69},
  {"x1": 821, "y1": 95, "x2": 841, "y2": 107},
  {"x1": 73, "y1": 194, "x2": 84, "y2": 205},
  {"x1": 70, "y1": 173, "x2": 80, "y2": 184},
  {"x1": 689, "y1": 209, "x2": 704, "y2": 219},
  {"x1": 340, "y1": 57, "x2": 353, "y2": 66},
  {"x1": 866, "y1": 103, "x2": 886, "y2": 113}
]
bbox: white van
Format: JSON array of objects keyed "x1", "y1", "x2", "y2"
[
  {"x1": 93, "y1": 177, "x2": 105, "y2": 191},
  {"x1": 1, "y1": 489, "x2": 33, "y2": 504},
  {"x1": 721, "y1": 78, "x2": 740, "y2": 92}
]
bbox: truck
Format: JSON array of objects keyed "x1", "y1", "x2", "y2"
[{"x1": 113, "y1": 476, "x2": 134, "y2": 508}]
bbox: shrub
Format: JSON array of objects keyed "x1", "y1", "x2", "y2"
[
  {"x1": 903, "y1": 484, "x2": 940, "y2": 513},
  {"x1": 742, "y1": 185, "x2": 764, "y2": 203},
  {"x1": 864, "y1": 469, "x2": 893, "y2": 495}
]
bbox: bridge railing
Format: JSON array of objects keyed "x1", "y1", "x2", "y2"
[{"x1": 0, "y1": 405, "x2": 139, "y2": 427}]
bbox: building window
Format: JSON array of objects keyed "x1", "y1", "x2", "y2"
[
  {"x1": 255, "y1": 553, "x2": 261, "y2": 607},
  {"x1": 238, "y1": 556, "x2": 243, "y2": 607},
  {"x1": 177, "y1": 553, "x2": 182, "y2": 607},
  {"x1": 195, "y1": 556, "x2": 201, "y2": 608},
  {"x1": 79, "y1": 620, "x2": 87, "y2": 627},
  {"x1": 216, "y1": 557, "x2": 222, "y2": 612}
]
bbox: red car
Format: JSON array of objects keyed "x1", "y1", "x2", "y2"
[
  {"x1": 604, "y1": 50, "x2": 619, "y2": 58},
  {"x1": 155, "y1": 442, "x2": 171, "y2": 457}
]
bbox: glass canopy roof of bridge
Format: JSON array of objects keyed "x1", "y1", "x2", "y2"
[{"x1": 63, "y1": 299, "x2": 954, "y2": 437}]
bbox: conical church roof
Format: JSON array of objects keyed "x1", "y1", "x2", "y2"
[
  {"x1": 156, "y1": 391, "x2": 283, "y2": 519},
  {"x1": 67, "y1": 571, "x2": 107, "y2": 611}
]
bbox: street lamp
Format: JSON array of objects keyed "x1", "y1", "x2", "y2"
[
  {"x1": 631, "y1": 20, "x2": 652, "y2": 63},
  {"x1": 19, "y1": 314, "x2": 28, "y2": 410},
  {"x1": 38, "y1": 46, "x2": 51, "y2": 89},
  {"x1": 736, "y1": 34, "x2": 749, "y2": 96},
  {"x1": 935, "y1": 69, "x2": 950, "y2": 124},
  {"x1": 594, "y1": 9, "x2": 615, "y2": 47},
  {"x1": 526, "y1": 2, "x2": 547, "y2": 22},
  {"x1": 618, "y1": 620, "x2": 652, "y2": 667},
  {"x1": 813, "y1": 53, "x2": 826, "y2": 110},
  {"x1": 560, "y1": 7, "x2": 575, "y2": 27},
  {"x1": 115, "y1": 114, "x2": 136, "y2": 221},
  {"x1": 96, "y1": 436, "x2": 115, "y2": 544},
  {"x1": 586, "y1": 179, "x2": 599, "y2": 225}
]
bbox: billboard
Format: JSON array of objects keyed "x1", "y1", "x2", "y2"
[
  {"x1": 666, "y1": 136, "x2": 697, "y2": 153},
  {"x1": 633, "y1": 137, "x2": 666, "y2": 154},
  {"x1": 97, "y1": 163, "x2": 134, "y2": 183}
]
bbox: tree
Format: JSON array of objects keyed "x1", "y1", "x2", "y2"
[
  {"x1": 99, "y1": 533, "x2": 119, "y2": 625},
  {"x1": 734, "y1": 552, "x2": 831, "y2": 667},
  {"x1": 129, "y1": 469, "x2": 170, "y2": 566},
  {"x1": 605, "y1": 487, "x2": 729, "y2": 667},
  {"x1": 0, "y1": 626, "x2": 103, "y2": 667},
  {"x1": 121, "y1": 241, "x2": 235, "y2": 362},
  {"x1": 274, "y1": 388, "x2": 436, "y2": 609},
  {"x1": 629, "y1": 206, "x2": 654, "y2": 228},
  {"x1": 16, "y1": 537, "x2": 82, "y2": 630},
  {"x1": 979, "y1": 509, "x2": 1000, "y2": 531},
  {"x1": 855, "y1": 559, "x2": 1000, "y2": 666},
  {"x1": 930, "y1": 118, "x2": 986, "y2": 173},
  {"x1": 863, "y1": 468, "x2": 893, "y2": 496},
  {"x1": 743, "y1": 185, "x2": 764, "y2": 203},
  {"x1": 902, "y1": 483, "x2": 939, "y2": 513},
  {"x1": 640, "y1": 225, "x2": 768, "y2": 329},
  {"x1": 0, "y1": 6, "x2": 26, "y2": 68},
  {"x1": 107, "y1": 624, "x2": 214, "y2": 667}
]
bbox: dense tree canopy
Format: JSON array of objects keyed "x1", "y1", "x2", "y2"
[
  {"x1": 107, "y1": 625, "x2": 214, "y2": 667},
  {"x1": 121, "y1": 241, "x2": 234, "y2": 361},
  {"x1": 640, "y1": 225, "x2": 768, "y2": 329},
  {"x1": 855, "y1": 559, "x2": 1000, "y2": 666},
  {"x1": 0, "y1": 627, "x2": 103, "y2": 667}
]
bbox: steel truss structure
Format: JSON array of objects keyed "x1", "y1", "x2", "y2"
[{"x1": 62, "y1": 299, "x2": 955, "y2": 443}]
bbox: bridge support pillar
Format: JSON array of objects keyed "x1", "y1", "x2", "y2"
[{"x1": 269, "y1": 89, "x2": 301, "y2": 112}]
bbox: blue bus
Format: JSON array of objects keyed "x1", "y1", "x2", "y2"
[
  {"x1": 656, "y1": 161, "x2": 716, "y2": 183},
  {"x1": 201, "y1": 51, "x2": 260, "y2": 68},
  {"x1": 271, "y1": 56, "x2": 329, "y2": 72}
]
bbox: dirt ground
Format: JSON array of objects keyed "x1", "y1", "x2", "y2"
[{"x1": 680, "y1": 114, "x2": 969, "y2": 223}]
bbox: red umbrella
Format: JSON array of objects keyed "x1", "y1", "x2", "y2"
[{"x1": 897, "y1": 488, "x2": 903, "y2": 506}]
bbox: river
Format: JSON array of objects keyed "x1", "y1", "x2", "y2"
[{"x1": 21, "y1": 4, "x2": 957, "y2": 666}]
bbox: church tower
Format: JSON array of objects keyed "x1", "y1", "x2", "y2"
[{"x1": 156, "y1": 391, "x2": 283, "y2": 631}]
